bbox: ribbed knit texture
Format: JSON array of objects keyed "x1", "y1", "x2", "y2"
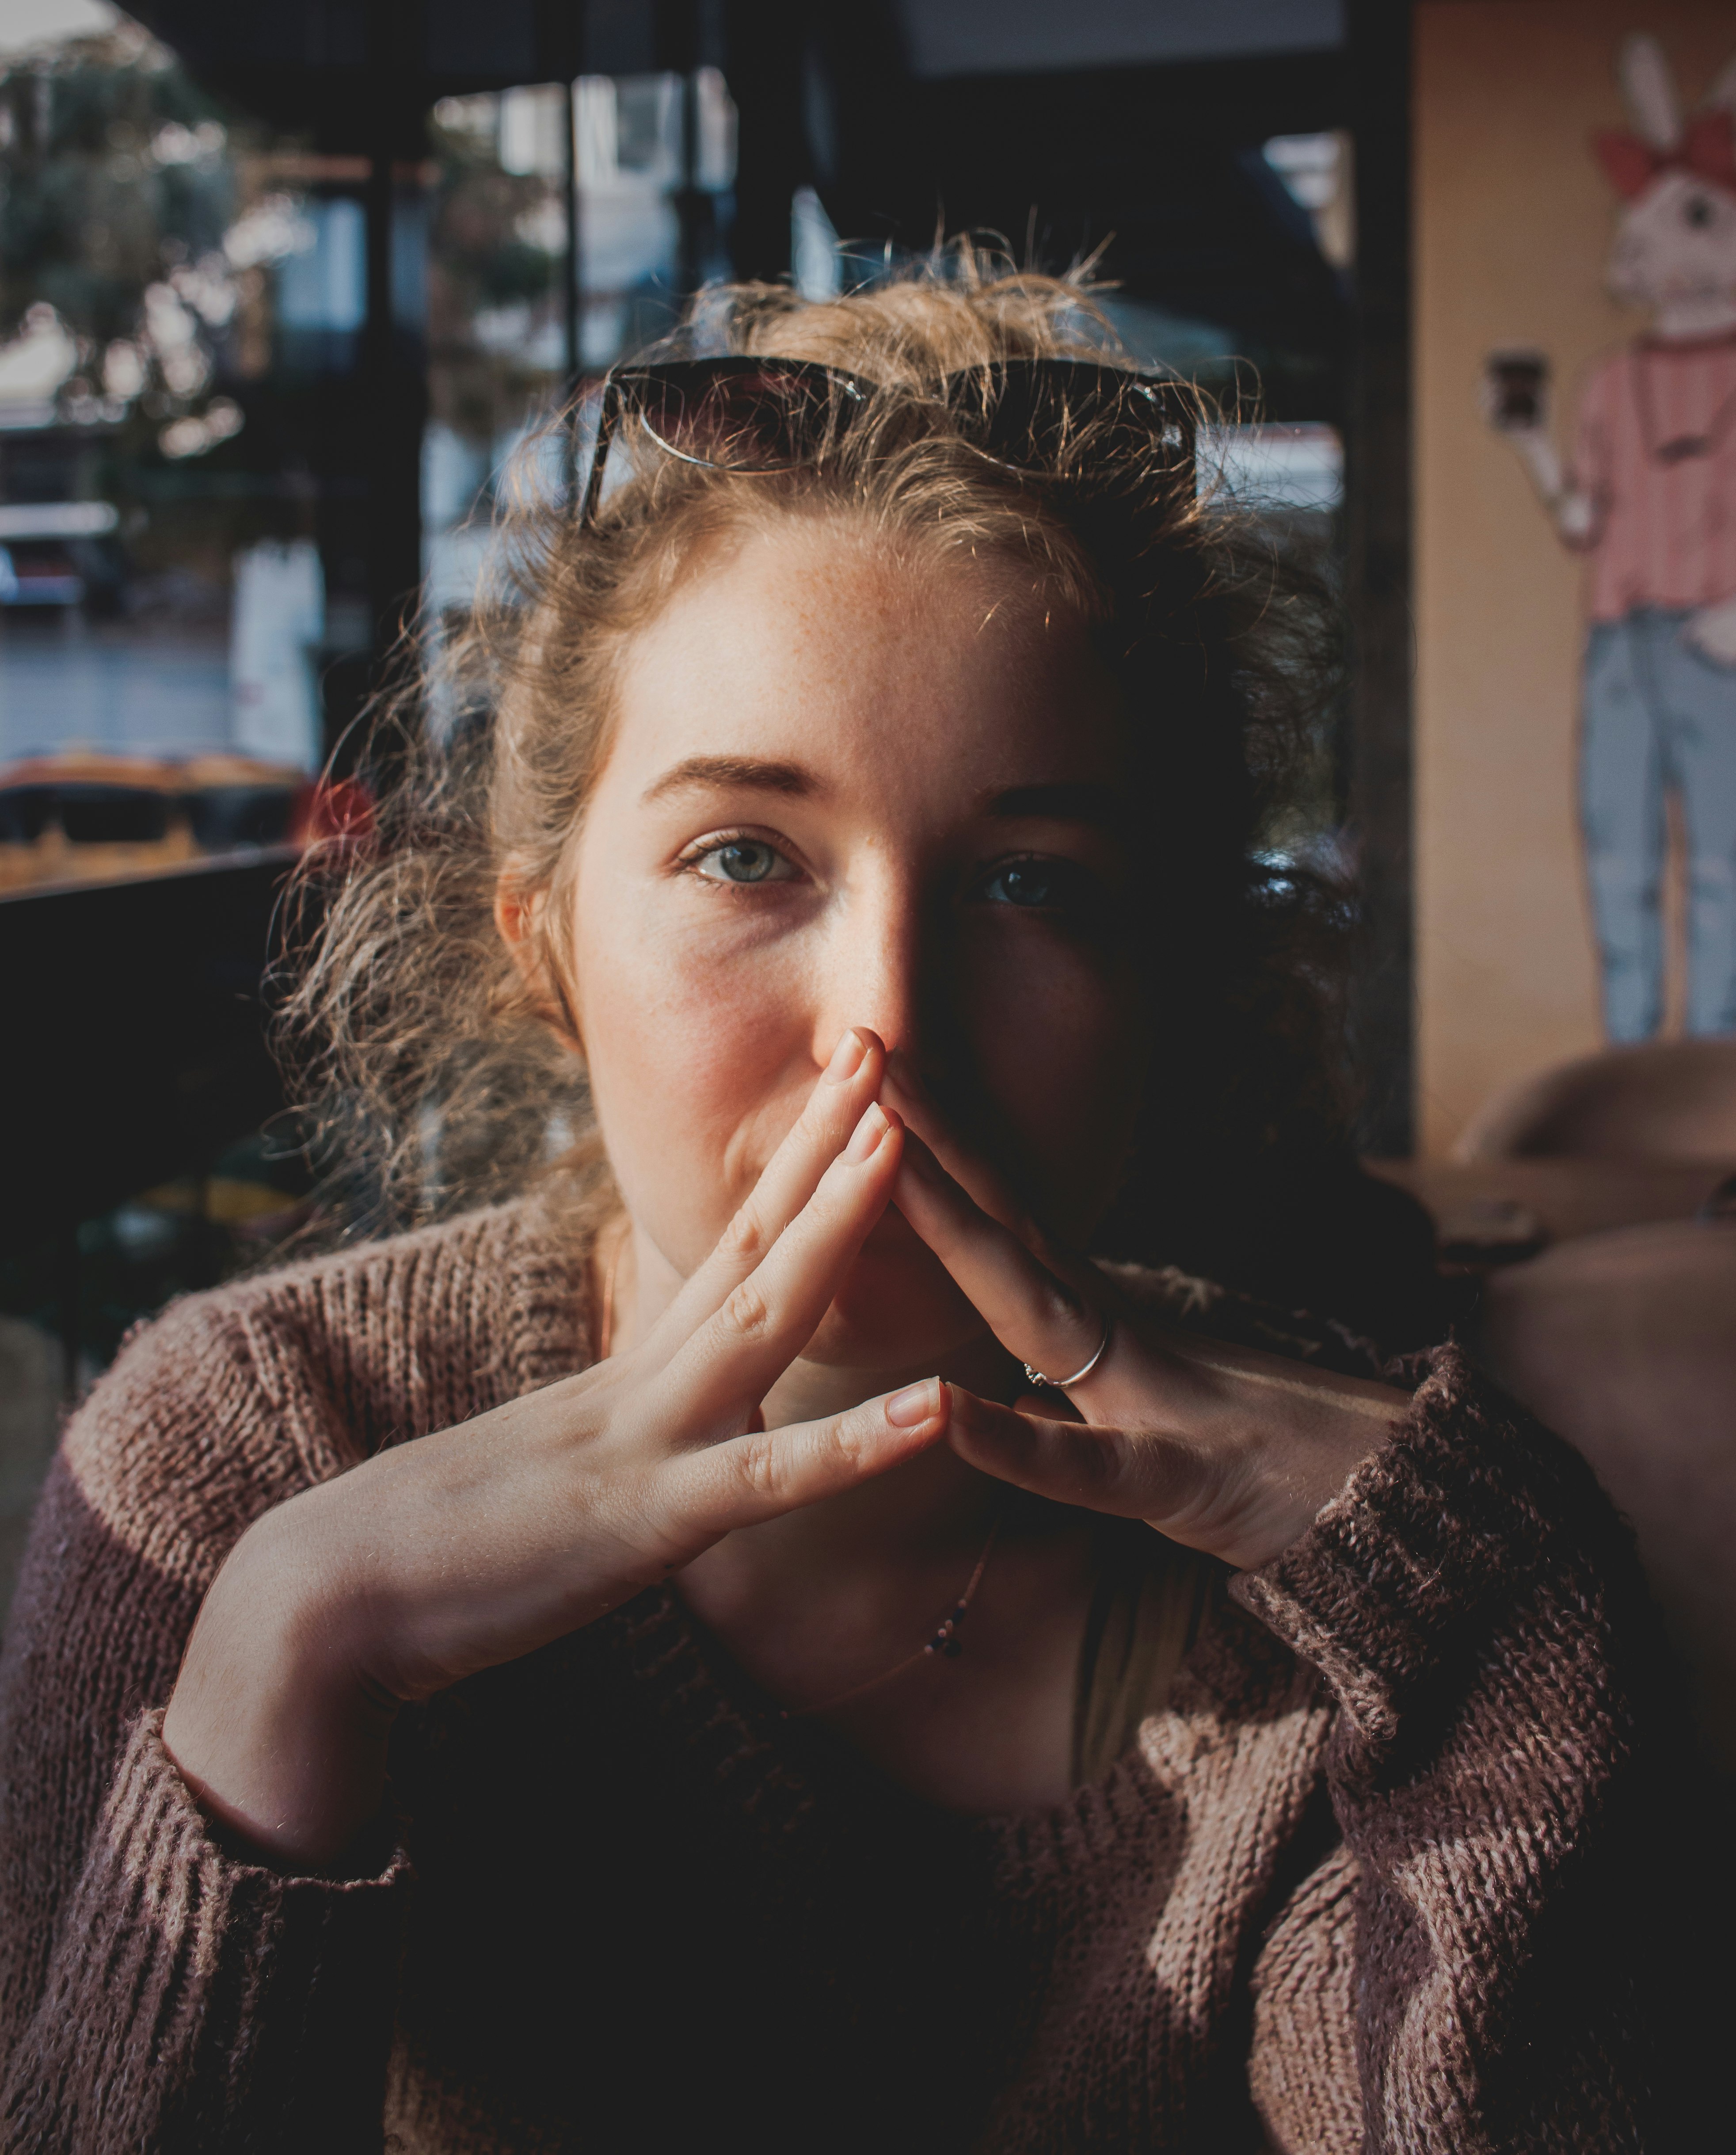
[{"x1": 0, "y1": 1204, "x2": 1686, "y2": 2151}]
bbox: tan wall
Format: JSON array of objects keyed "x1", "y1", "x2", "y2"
[{"x1": 1412, "y1": 0, "x2": 1733, "y2": 1154}]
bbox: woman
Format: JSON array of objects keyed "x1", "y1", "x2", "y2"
[{"x1": 0, "y1": 261, "x2": 1686, "y2": 2150}]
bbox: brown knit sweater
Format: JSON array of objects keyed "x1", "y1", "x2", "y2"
[{"x1": 0, "y1": 1205, "x2": 1689, "y2": 2151}]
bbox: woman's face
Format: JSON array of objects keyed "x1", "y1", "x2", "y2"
[{"x1": 561, "y1": 514, "x2": 1153, "y2": 1370}]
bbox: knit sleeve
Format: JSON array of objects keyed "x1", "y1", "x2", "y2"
[
  {"x1": 0, "y1": 1294, "x2": 411, "y2": 2152},
  {"x1": 1234, "y1": 1345, "x2": 1685, "y2": 2152}
]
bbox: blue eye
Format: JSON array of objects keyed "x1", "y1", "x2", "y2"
[
  {"x1": 980, "y1": 857, "x2": 1093, "y2": 910},
  {"x1": 692, "y1": 838, "x2": 796, "y2": 885}
]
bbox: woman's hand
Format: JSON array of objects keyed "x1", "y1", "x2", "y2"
[
  {"x1": 883, "y1": 1069, "x2": 1407, "y2": 1573},
  {"x1": 164, "y1": 1031, "x2": 947, "y2": 1869}
]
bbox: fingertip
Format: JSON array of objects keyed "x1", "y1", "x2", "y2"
[
  {"x1": 844, "y1": 1098, "x2": 906, "y2": 1168},
  {"x1": 825, "y1": 1026, "x2": 885, "y2": 1084},
  {"x1": 884, "y1": 1375, "x2": 945, "y2": 1430},
  {"x1": 844, "y1": 1099, "x2": 891, "y2": 1163},
  {"x1": 938, "y1": 1381, "x2": 987, "y2": 1443},
  {"x1": 943, "y1": 1387, "x2": 1029, "y2": 1468},
  {"x1": 823, "y1": 1026, "x2": 868, "y2": 1083}
]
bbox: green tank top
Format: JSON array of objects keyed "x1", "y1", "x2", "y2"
[{"x1": 1070, "y1": 1519, "x2": 1221, "y2": 1789}]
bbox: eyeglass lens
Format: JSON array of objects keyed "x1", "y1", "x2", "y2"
[{"x1": 626, "y1": 363, "x2": 847, "y2": 473}]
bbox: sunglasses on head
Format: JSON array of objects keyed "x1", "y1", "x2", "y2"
[{"x1": 577, "y1": 355, "x2": 1195, "y2": 526}]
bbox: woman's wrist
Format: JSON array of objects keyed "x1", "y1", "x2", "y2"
[
  {"x1": 163, "y1": 1507, "x2": 400, "y2": 1871},
  {"x1": 1162, "y1": 1327, "x2": 1406, "y2": 1431},
  {"x1": 1152, "y1": 1328, "x2": 1406, "y2": 1567}
]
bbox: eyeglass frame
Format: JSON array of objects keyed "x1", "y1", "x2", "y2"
[{"x1": 575, "y1": 355, "x2": 1196, "y2": 528}]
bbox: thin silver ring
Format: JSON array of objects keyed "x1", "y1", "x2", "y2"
[{"x1": 1023, "y1": 1314, "x2": 1113, "y2": 1392}]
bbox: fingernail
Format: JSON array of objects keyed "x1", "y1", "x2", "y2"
[
  {"x1": 845, "y1": 1102, "x2": 888, "y2": 1163},
  {"x1": 825, "y1": 1029, "x2": 866, "y2": 1083},
  {"x1": 885, "y1": 1378, "x2": 941, "y2": 1427}
]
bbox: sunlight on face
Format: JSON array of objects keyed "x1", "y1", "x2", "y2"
[{"x1": 566, "y1": 515, "x2": 1153, "y2": 1368}]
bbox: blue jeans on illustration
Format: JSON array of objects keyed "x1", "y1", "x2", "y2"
[{"x1": 1581, "y1": 606, "x2": 1736, "y2": 1041}]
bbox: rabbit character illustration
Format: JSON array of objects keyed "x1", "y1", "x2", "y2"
[{"x1": 1489, "y1": 34, "x2": 1736, "y2": 1042}]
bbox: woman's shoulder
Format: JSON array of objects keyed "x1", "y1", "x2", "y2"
[
  {"x1": 61, "y1": 1201, "x2": 591, "y2": 1564},
  {"x1": 221, "y1": 1197, "x2": 591, "y2": 1420}
]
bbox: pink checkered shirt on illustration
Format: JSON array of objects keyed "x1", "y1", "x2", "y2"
[{"x1": 1570, "y1": 329, "x2": 1736, "y2": 622}]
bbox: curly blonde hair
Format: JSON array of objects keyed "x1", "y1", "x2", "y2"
[{"x1": 279, "y1": 246, "x2": 1368, "y2": 1309}]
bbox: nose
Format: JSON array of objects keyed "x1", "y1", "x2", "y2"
[{"x1": 807, "y1": 858, "x2": 938, "y2": 1076}]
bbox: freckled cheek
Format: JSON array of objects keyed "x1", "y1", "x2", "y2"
[
  {"x1": 571, "y1": 901, "x2": 814, "y2": 1264},
  {"x1": 957, "y1": 933, "x2": 1148, "y2": 1239}
]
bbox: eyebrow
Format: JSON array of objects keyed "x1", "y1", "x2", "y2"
[
  {"x1": 641, "y1": 755, "x2": 823, "y2": 806},
  {"x1": 639, "y1": 762, "x2": 1126, "y2": 828},
  {"x1": 985, "y1": 782, "x2": 1129, "y2": 830}
]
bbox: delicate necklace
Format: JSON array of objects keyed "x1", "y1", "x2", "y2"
[{"x1": 780, "y1": 1497, "x2": 1006, "y2": 1720}]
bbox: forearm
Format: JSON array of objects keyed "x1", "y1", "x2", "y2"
[
  {"x1": 1144, "y1": 1325, "x2": 1407, "y2": 1571},
  {"x1": 1235, "y1": 1347, "x2": 1677, "y2": 2144},
  {"x1": 1157, "y1": 1323, "x2": 1404, "y2": 1431},
  {"x1": 4, "y1": 1709, "x2": 406, "y2": 2153},
  {"x1": 163, "y1": 1505, "x2": 399, "y2": 1871},
  {"x1": 0, "y1": 1438, "x2": 406, "y2": 2149},
  {"x1": 160, "y1": 1389, "x2": 609, "y2": 1872}
]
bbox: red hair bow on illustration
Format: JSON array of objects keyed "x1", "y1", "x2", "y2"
[{"x1": 1593, "y1": 107, "x2": 1736, "y2": 198}]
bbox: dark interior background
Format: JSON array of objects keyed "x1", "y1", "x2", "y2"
[{"x1": 0, "y1": 0, "x2": 1413, "y2": 1406}]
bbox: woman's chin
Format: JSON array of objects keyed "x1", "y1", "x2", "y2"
[{"x1": 801, "y1": 1213, "x2": 988, "y2": 1373}]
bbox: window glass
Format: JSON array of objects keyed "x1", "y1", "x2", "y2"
[
  {"x1": 0, "y1": 12, "x2": 369, "y2": 890},
  {"x1": 419, "y1": 66, "x2": 737, "y2": 648}
]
